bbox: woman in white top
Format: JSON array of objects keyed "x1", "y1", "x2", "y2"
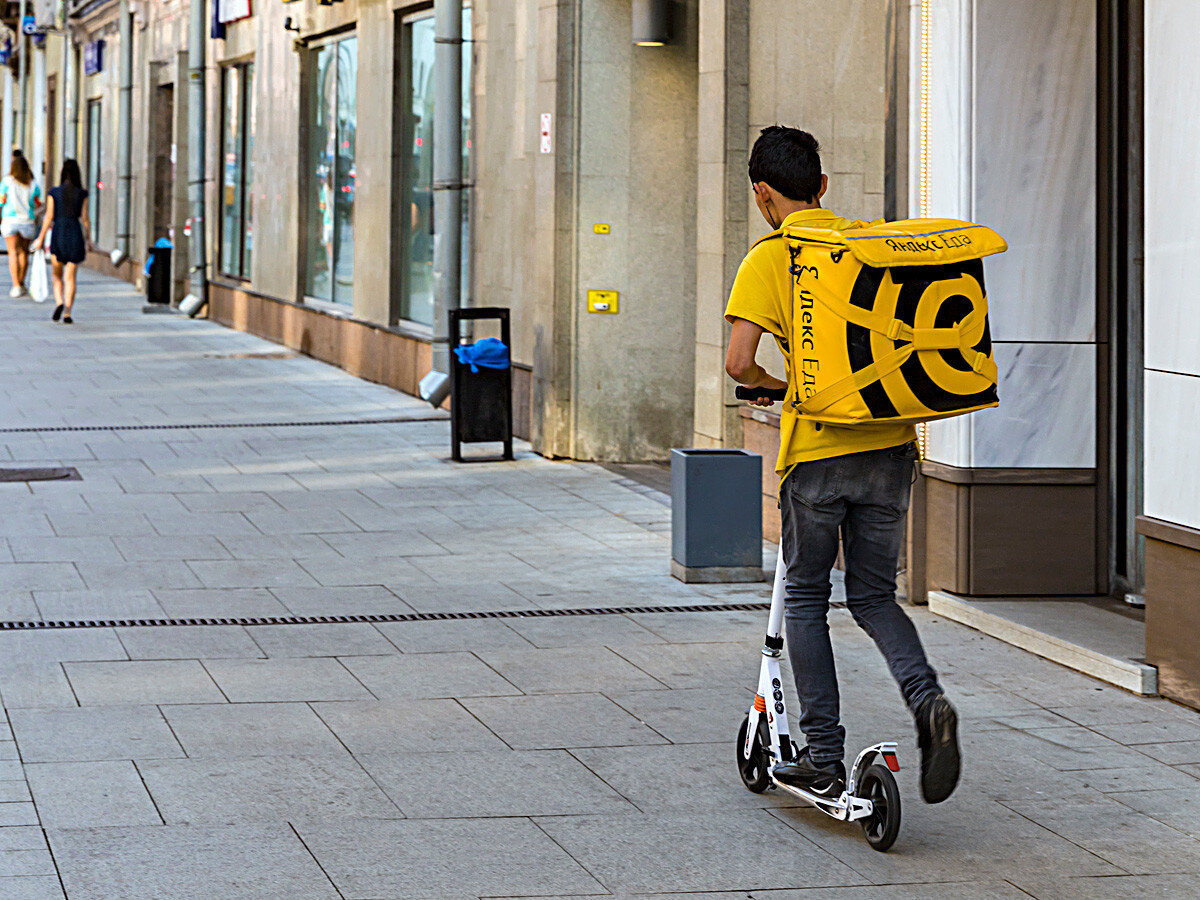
[{"x1": 0, "y1": 154, "x2": 42, "y2": 298}]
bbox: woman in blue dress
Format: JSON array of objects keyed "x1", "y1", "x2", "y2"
[{"x1": 31, "y1": 159, "x2": 90, "y2": 324}]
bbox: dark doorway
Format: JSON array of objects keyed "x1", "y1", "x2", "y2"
[{"x1": 152, "y1": 83, "x2": 174, "y2": 243}]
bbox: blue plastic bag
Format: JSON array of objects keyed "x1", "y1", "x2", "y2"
[{"x1": 453, "y1": 338, "x2": 511, "y2": 373}]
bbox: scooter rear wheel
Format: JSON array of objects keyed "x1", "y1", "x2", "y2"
[
  {"x1": 858, "y1": 763, "x2": 901, "y2": 852},
  {"x1": 736, "y1": 714, "x2": 772, "y2": 793}
]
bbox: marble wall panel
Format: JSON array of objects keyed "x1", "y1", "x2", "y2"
[
  {"x1": 1144, "y1": 0, "x2": 1200, "y2": 379},
  {"x1": 1144, "y1": 370, "x2": 1200, "y2": 531},
  {"x1": 924, "y1": 342, "x2": 1096, "y2": 470},
  {"x1": 973, "y1": 0, "x2": 1096, "y2": 344}
]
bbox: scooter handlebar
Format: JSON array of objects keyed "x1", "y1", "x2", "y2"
[{"x1": 735, "y1": 385, "x2": 788, "y2": 403}]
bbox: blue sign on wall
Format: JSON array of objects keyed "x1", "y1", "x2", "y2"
[
  {"x1": 84, "y1": 40, "x2": 104, "y2": 76},
  {"x1": 21, "y1": 15, "x2": 36, "y2": 35}
]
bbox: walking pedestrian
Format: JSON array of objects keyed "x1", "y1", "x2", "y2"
[
  {"x1": 0, "y1": 152, "x2": 43, "y2": 298},
  {"x1": 31, "y1": 159, "x2": 89, "y2": 325}
]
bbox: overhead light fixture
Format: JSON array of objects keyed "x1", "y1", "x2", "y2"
[{"x1": 633, "y1": 0, "x2": 672, "y2": 46}]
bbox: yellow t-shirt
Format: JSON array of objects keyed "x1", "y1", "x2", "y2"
[{"x1": 724, "y1": 208, "x2": 916, "y2": 477}]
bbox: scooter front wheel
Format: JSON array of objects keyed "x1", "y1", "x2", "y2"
[
  {"x1": 736, "y1": 714, "x2": 772, "y2": 793},
  {"x1": 857, "y1": 763, "x2": 901, "y2": 852}
]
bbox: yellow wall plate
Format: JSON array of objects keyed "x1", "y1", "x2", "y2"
[
  {"x1": 593, "y1": 223, "x2": 611, "y2": 234},
  {"x1": 587, "y1": 289, "x2": 619, "y2": 314}
]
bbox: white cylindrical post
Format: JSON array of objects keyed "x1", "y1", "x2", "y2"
[
  {"x1": 31, "y1": 38, "x2": 44, "y2": 184},
  {"x1": 62, "y1": 25, "x2": 76, "y2": 161},
  {"x1": 184, "y1": 0, "x2": 207, "y2": 308},
  {"x1": 420, "y1": 0, "x2": 463, "y2": 407},
  {"x1": 17, "y1": 0, "x2": 27, "y2": 152},
  {"x1": 114, "y1": 0, "x2": 132, "y2": 261},
  {"x1": 2, "y1": 66, "x2": 13, "y2": 156}
]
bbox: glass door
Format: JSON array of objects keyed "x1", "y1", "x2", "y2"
[
  {"x1": 86, "y1": 99, "x2": 101, "y2": 243},
  {"x1": 399, "y1": 8, "x2": 471, "y2": 326},
  {"x1": 305, "y1": 36, "x2": 357, "y2": 304}
]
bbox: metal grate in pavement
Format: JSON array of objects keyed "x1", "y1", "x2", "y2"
[
  {"x1": 0, "y1": 600, "x2": 775, "y2": 631},
  {"x1": 0, "y1": 415, "x2": 447, "y2": 434}
]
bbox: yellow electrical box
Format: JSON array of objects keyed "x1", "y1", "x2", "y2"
[
  {"x1": 587, "y1": 290, "x2": 619, "y2": 314},
  {"x1": 593, "y1": 223, "x2": 611, "y2": 234}
]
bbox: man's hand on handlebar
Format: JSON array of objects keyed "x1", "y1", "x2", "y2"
[{"x1": 735, "y1": 383, "x2": 789, "y2": 407}]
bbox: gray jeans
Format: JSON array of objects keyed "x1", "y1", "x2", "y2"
[{"x1": 779, "y1": 441, "x2": 942, "y2": 764}]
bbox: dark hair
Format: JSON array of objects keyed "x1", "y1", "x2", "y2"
[
  {"x1": 60, "y1": 159, "x2": 83, "y2": 189},
  {"x1": 748, "y1": 126, "x2": 823, "y2": 203},
  {"x1": 9, "y1": 154, "x2": 32, "y2": 186}
]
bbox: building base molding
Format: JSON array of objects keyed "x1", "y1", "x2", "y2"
[
  {"x1": 920, "y1": 461, "x2": 1098, "y2": 596},
  {"x1": 206, "y1": 282, "x2": 534, "y2": 440},
  {"x1": 928, "y1": 590, "x2": 1157, "y2": 695},
  {"x1": 1138, "y1": 516, "x2": 1200, "y2": 710}
]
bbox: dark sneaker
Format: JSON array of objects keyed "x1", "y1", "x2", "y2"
[
  {"x1": 915, "y1": 693, "x2": 960, "y2": 803},
  {"x1": 773, "y1": 747, "x2": 846, "y2": 798}
]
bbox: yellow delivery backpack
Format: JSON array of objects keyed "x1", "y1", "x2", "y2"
[{"x1": 782, "y1": 218, "x2": 1007, "y2": 426}]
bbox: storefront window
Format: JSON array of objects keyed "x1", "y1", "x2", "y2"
[
  {"x1": 86, "y1": 99, "x2": 101, "y2": 244},
  {"x1": 219, "y1": 62, "x2": 254, "y2": 279},
  {"x1": 400, "y1": 9, "x2": 471, "y2": 326},
  {"x1": 305, "y1": 36, "x2": 357, "y2": 304}
]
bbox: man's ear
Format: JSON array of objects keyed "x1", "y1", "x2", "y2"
[{"x1": 817, "y1": 174, "x2": 828, "y2": 201}]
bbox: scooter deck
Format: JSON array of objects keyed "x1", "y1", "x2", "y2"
[{"x1": 769, "y1": 777, "x2": 874, "y2": 822}]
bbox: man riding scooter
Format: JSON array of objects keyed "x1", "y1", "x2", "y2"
[{"x1": 724, "y1": 126, "x2": 961, "y2": 805}]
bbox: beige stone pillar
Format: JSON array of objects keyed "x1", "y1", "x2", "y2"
[{"x1": 691, "y1": 0, "x2": 749, "y2": 449}]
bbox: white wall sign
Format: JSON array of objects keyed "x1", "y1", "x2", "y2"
[
  {"x1": 540, "y1": 113, "x2": 552, "y2": 154},
  {"x1": 218, "y1": 0, "x2": 251, "y2": 24}
]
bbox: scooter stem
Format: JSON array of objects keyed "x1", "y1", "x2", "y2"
[{"x1": 765, "y1": 544, "x2": 787, "y2": 642}]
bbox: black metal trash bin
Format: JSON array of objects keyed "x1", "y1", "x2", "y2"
[
  {"x1": 146, "y1": 244, "x2": 171, "y2": 305},
  {"x1": 449, "y1": 307, "x2": 514, "y2": 462}
]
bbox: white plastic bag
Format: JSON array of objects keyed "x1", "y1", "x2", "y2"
[{"x1": 29, "y1": 249, "x2": 49, "y2": 304}]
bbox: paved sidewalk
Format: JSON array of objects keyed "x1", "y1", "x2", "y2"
[{"x1": 0, "y1": 272, "x2": 1199, "y2": 898}]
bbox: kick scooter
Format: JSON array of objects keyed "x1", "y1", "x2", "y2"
[{"x1": 733, "y1": 387, "x2": 903, "y2": 852}]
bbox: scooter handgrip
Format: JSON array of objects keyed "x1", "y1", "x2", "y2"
[{"x1": 735, "y1": 385, "x2": 788, "y2": 403}]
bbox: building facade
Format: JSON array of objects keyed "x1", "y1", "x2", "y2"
[{"x1": 3, "y1": 1, "x2": 1199, "y2": 704}]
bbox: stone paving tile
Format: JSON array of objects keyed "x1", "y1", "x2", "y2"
[
  {"x1": 602, "y1": 686, "x2": 752, "y2": 745},
  {"x1": 319, "y1": 529, "x2": 449, "y2": 559},
  {"x1": 267, "y1": 584, "x2": 413, "y2": 616},
  {"x1": 0, "y1": 848, "x2": 54, "y2": 877},
  {"x1": 161, "y1": 702, "x2": 347, "y2": 758},
  {"x1": 0, "y1": 803, "x2": 38, "y2": 826},
  {"x1": 339, "y1": 652, "x2": 522, "y2": 701},
  {"x1": 300, "y1": 554, "x2": 434, "y2": 587},
  {"x1": 387, "y1": 580, "x2": 535, "y2": 613},
  {"x1": 185, "y1": 558, "x2": 320, "y2": 589},
  {"x1": 112, "y1": 535, "x2": 231, "y2": 562},
  {"x1": 49, "y1": 824, "x2": 340, "y2": 900},
  {"x1": 10, "y1": 705, "x2": 183, "y2": 762},
  {"x1": 247, "y1": 622, "x2": 397, "y2": 658},
  {"x1": 6, "y1": 536, "x2": 123, "y2": 564},
  {"x1": 537, "y1": 810, "x2": 864, "y2": 894},
  {"x1": 146, "y1": 511, "x2": 261, "y2": 537},
  {"x1": 0, "y1": 665, "x2": 77, "y2": 709},
  {"x1": 115, "y1": 624, "x2": 262, "y2": 660},
  {"x1": 504, "y1": 613, "x2": 665, "y2": 648},
  {"x1": 572, "y1": 741, "x2": 811, "y2": 814},
  {"x1": 0, "y1": 593, "x2": 39, "y2": 620},
  {"x1": 137, "y1": 755, "x2": 401, "y2": 824},
  {"x1": 64, "y1": 659, "x2": 225, "y2": 705},
  {"x1": 607, "y1": 641, "x2": 759, "y2": 689},
  {"x1": 464, "y1": 693, "x2": 669, "y2": 750},
  {"x1": 0, "y1": 877, "x2": 65, "y2": 900},
  {"x1": 358, "y1": 749, "x2": 633, "y2": 818},
  {"x1": 152, "y1": 587, "x2": 290, "y2": 618},
  {"x1": 0, "y1": 630, "x2": 127, "y2": 672},
  {"x1": 313, "y1": 698, "x2": 509, "y2": 755},
  {"x1": 32, "y1": 588, "x2": 167, "y2": 621},
  {"x1": 0, "y1": 564, "x2": 84, "y2": 593},
  {"x1": 373, "y1": 618, "x2": 535, "y2": 653},
  {"x1": 26, "y1": 760, "x2": 162, "y2": 828},
  {"x1": 1001, "y1": 788, "x2": 1200, "y2": 875},
  {"x1": 1009, "y1": 873, "x2": 1200, "y2": 899},
  {"x1": 1107, "y1": 785, "x2": 1200, "y2": 837},
  {"x1": 201, "y1": 657, "x2": 374, "y2": 703},
  {"x1": 77, "y1": 559, "x2": 204, "y2": 591},
  {"x1": 477, "y1": 646, "x2": 667, "y2": 694},
  {"x1": 297, "y1": 817, "x2": 604, "y2": 899}
]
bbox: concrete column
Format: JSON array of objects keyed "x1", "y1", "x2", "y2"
[
  {"x1": 31, "y1": 39, "x2": 44, "y2": 184},
  {"x1": 691, "y1": 0, "x2": 749, "y2": 449}
]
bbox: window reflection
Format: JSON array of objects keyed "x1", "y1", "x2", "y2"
[
  {"x1": 401, "y1": 10, "x2": 471, "y2": 327},
  {"x1": 306, "y1": 37, "x2": 357, "y2": 304}
]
